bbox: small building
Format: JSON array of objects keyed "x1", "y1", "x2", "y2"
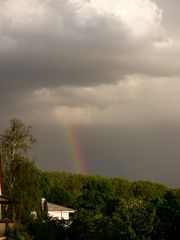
[
  {"x1": 46, "y1": 202, "x2": 75, "y2": 220},
  {"x1": 41, "y1": 198, "x2": 75, "y2": 220}
]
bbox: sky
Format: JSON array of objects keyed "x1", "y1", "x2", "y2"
[{"x1": 0, "y1": 0, "x2": 180, "y2": 187}]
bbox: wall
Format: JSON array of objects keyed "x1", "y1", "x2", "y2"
[{"x1": 48, "y1": 211, "x2": 70, "y2": 220}]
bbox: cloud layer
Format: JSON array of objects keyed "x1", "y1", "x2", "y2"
[
  {"x1": 2, "y1": 0, "x2": 180, "y2": 128},
  {"x1": 0, "y1": 0, "x2": 164, "y2": 90}
]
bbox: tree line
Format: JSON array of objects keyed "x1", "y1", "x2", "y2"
[{"x1": 0, "y1": 119, "x2": 180, "y2": 239}]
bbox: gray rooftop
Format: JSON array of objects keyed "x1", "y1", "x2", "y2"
[{"x1": 47, "y1": 202, "x2": 75, "y2": 212}]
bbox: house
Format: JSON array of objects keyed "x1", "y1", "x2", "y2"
[
  {"x1": 42, "y1": 198, "x2": 75, "y2": 220},
  {"x1": 46, "y1": 202, "x2": 75, "y2": 220}
]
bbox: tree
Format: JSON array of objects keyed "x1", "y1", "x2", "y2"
[
  {"x1": 0, "y1": 119, "x2": 35, "y2": 166},
  {"x1": 76, "y1": 177, "x2": 114, "y2": 215},
  {"x1": 47, "y1": 186, "x2": 71, "y2": 207},
  {"x1": 131, "y1": 181, "x2": 168, "y2": 202},
  {"x1": 152, "y1": 191, "x2": 180, "y2": 240},
  {"x1": 0, "y1": 119, "x2": 41, "y2": 221},
  {"x1": 6, "y1": 157, "x2": 41, "y2": 221}
]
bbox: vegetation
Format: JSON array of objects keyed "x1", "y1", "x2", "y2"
[
  {"x1": 0, "y1": 119, "x2": 180, "y2": 239},
  {"x1": 0, "y1": 119, "x2": 41, "y2": 222}
]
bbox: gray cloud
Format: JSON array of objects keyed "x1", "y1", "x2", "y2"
[
  {"x1": 0, "y1": 0, "x2": 167, "y2": 94},
  {"x1": 155, "y1": 0, "x2": 180, "y2": 38}
]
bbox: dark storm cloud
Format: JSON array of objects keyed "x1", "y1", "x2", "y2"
[
  {"x1": 0, "y1": 0, "x2": 127, "y2": 91},
  {"x1": 0, "y1": 0, "x2": 170, "y2": 94}
]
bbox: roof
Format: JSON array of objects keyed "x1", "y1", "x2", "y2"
[
  {"x1": 47, "y1": 202, "x2": 75, "y2": 212},
  {"x1": 0, "y1": 196, "x2": 12, "y2": 203}
]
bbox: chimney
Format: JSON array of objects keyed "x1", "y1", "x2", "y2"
[
  {"x1": 41, "y1": 198, "x2": 48, "y2": 214},
  {"x1": 41, "y1": 198, "x2": 46, "y2": 210}
]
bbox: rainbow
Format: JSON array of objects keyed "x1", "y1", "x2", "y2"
[{"x1": 61, "y1": 123, "x2": 88, "y2": 174}]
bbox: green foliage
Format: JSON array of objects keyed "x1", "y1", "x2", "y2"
[
  {"x1": 0, "y1": 119, "x2": 41, "y2": 222},
  {"x1": 4, "y1": 157, "x2": 41, "y2": 222},
  {"x1": 0, "y1": 119, "x2": 36, "y2": 167},
  {"x1": 173, "y1": 187, "x2": 180, "y2": 204},
  {"x1": 36, "y1": 171, "x2": 180, "y2": 240},
  {"x1": 38, "y1": 171, "x2": 53, "y2": 198},
  {"x1": 131, "y1": 180, "x2": 168, "y2": 201},
  {"x1": 27, "y1": 218, "x2": 68, "y2": 240},
  {"x1": 123, "y1": 197, "x2": 156, "y2": 239},
  {"x1": 47, "y1": 185, "x2": 71, "y2": 206},
  {"x1": 40, "y1": 171, "x2": 86, "y2": 207},
  {"x1": 76, "y1": 177, "x2": 114, "y2": 214},
  {"x1": 4, "y1": 168, "x2": 180, "y2": 240},
  {"x1": 110, "y1": 178, "x2": 133, "y2": 199},
  {"x1": 5, "y1": 224, "x2": 32, "y2": 240},
  {"x1": 152, "y1": 191, "x2": 180, "y2": 239},
  {"x1": 70, "y1": 209, "x2": 135, "y2": 240}
]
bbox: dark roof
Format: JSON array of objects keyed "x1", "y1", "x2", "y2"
[
  {"x1": 0, "y1": 196, "x2": 12, "y2": 203},
  {"x1": 47, "y1": 202, "x2": 75, "y2": 212}
]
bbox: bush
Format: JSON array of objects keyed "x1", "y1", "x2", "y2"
[{"x1": 5, "y1": 224, "x2": 32, "y2": 240}]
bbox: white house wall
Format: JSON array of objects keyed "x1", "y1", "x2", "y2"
[{"x1": 48, "y1": 211, "x2": 70, "y2": 220}]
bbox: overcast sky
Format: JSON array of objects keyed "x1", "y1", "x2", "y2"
[{"x1": 0, "y1": 0, "x2": 180, "y2": 187}]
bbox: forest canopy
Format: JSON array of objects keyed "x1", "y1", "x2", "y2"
[{"x1": 0, "y1": 119, "x2": 179, "y2": 240}]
